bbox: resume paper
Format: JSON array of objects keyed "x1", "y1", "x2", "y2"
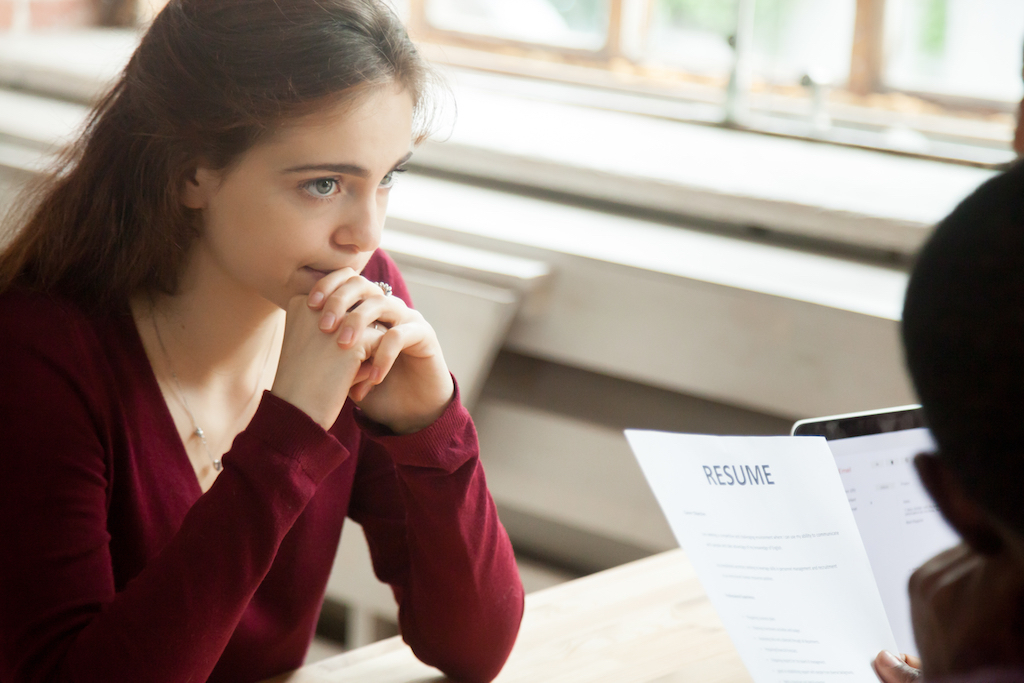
[{"x1": 626, "y1": 431, "x2": 899, "y2": 683}]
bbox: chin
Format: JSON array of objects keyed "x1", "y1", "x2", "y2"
[{"x1": 262, "y1": 282, "x2": 305, "y2": 310}]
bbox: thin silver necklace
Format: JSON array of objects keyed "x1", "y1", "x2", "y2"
[{"x1": 151, "y1": 313, "x2": 278, "y2": 473}]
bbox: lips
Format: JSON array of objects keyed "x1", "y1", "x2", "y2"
[{"x1": 302, "y1": 266, "x2": 335, "y2": 279}]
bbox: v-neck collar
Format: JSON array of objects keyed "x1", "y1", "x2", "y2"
[{"x1": 119, "y1": 310, "x2": 207, "y2": 501}]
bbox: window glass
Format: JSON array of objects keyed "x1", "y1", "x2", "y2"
[
  {"x1": 885, "y1": 0, "x2": 1024, "y2": 102},
  {"x1": 424, "y1": 0, "x2": 610, "y2": 50},
  {"x1": 645, "y1": 0, "x2": 737, "y2": 79},
  {"x1": 644, "y1": 0, "x2": 856, "y2": 86},
  {"x1": 751, "y1": 0, "x2": 856, "y2": 88}
]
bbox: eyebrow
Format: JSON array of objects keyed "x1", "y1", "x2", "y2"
[{"x1": 282, "y1": 152, "x2": 413, "y2": 177}]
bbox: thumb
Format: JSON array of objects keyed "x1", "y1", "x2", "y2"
[{"x1": 873, "y1": 651, "x2": 921, "y2": 683}]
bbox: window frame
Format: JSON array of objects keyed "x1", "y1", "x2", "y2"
[{"x1": 405, "y1": 0, "x2": 1019, "y2": 168}]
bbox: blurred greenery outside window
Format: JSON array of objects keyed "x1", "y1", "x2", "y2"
[{"x1": 396, "y1": 0, "x2": 1023, "y2": 167}]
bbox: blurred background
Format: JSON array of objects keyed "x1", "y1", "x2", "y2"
[{"x1": 0, "y1": 0, "x2": 1015, "y2": 664}]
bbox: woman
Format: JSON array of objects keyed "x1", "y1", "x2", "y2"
[{"x1": 0, "y1": 1, "x2": 524, "y2": 682}]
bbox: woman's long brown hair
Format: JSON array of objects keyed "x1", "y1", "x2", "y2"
[{"x1": 0, "y1": 0, "x2": 434, "y2": 312}]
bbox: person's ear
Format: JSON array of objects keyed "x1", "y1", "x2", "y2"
[
  {"x1": 181, "y1": 165, "x2": 220, "y2": 210},
  {"x1": 1013, "y1": 96, "x2": 1024, "y2": 158},
  {"x1": 915, "y1": 452, "x2": 1004, "y2": 555}
]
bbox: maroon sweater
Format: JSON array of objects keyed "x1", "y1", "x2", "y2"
[{"x1": 0, "y1": 251, "x2": 524, "y2": 683}]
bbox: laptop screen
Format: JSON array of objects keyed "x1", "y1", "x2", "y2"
[{"x1": 794, "y1": 410, "x2": 959, "y2": 656}]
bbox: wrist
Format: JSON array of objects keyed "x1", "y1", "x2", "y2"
[
  {"x1": 390, "y1": 397, "x2": 453, "y2": 435},
  {"x1": 354, "y1": 377, "x2": 475, "y2": 474},
  {"x1": 379, "y1": 378, "x2": 456, "y2": 435},
  {"x1": 270, "y1": 382, "x2": 342, "y2": 430}
]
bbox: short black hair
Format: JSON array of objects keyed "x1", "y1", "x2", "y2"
[{"x1": 903, "y1": 160, "x2": 1024, "y2": 535}]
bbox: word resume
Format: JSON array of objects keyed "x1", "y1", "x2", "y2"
[{"x1": 626, "y1": 431, "x2": 899, "y2": 683}]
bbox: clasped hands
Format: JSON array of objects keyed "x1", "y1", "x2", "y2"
[
  {"x1": 271, "y1": 268, "x2": 454, "y2": 434},
  {"x1": 873, "y1": 543, "x2": 1024, "y2": 683}
]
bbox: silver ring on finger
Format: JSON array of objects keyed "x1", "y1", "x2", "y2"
[
  {"x1": 373, "y1": 281, "x2": 392, "y2": 297},
  {"x1": 372, "y1": 321, "x2": 385, "y2": 332}
]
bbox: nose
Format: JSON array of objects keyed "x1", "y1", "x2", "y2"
[{"x1": 331, "y1": 188, "x2": 382, "y2": 254}]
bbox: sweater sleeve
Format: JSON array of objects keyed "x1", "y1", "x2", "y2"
[
  {"x1": 0, "y1": 296, "x2": 348, "y2": 683},
  {"x1": 345, "y1": 253, "x2": 525, "y2": 683}
]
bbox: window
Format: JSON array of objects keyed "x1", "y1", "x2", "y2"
[
  {"x1": 403, "y1": 0, "x2": 1023, "y2": 166},
  {"x1": 424, "y1": 0, "x2": 610, "y2": 50},
  {"x1": 885, "y1": 0, "x2": 1024, "y2": 103}
]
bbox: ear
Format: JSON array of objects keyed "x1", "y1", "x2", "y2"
[
  {"x1": 915, "y1": 452, "x2": 1005, "y2": 555},
  {"x1": 181, "y1": 166, "x2": 220, "y2": 210}
]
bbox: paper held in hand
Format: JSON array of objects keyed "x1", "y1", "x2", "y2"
[{"x1": 626, "y1": 431, "x2": 899, "y2": 683}]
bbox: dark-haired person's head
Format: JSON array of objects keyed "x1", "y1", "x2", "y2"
[
  {"x1": 895, "y1": 161, "x2": 1024, "y2": 679},
  {"x1": 903, "y1": 161, "x2": 1024, "y2": 551}
]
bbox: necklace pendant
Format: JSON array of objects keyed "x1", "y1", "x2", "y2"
[
  {"x1": 213, "y1": 458, "x2": 223, "y2": 472},
  {"x1": 194, "y1": 426, "x2": 205, "y2": 439}
]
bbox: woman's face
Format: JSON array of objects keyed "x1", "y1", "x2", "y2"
[{"x1": 184, "y1": 85, "x2": 415, "y2": 308}]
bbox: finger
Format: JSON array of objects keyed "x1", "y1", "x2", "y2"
[
  {"x1": 349, "y1": 321, "x2": 387, "y2": 357},
  {"x1": 338, "y1": 290, "x2": 410, "y2": 332},
  {"x1": 347, "y1": 328, "x2": 386, "y2": 402},
  {"x1": 346, "y1": 327, "x2": 412, "y2": 403},
  {"x1": 335, "y1": 298, "x2": 392, "y2": 348},
  {"x1": 351, "y1": 360, "x2": 374, "y2": 386},
  {"x1": 336, "y1": 293, "x2": 410, "y2": 347},
  {"x1": 369, "y1": 323, "x2": 432, "y2": 384},
  {"x1": 349, "y1": 369, "x2": 375, "y2": 401},
  {"x1": 349, "y1": 349, "x2": 385, "y2": 402},
  {"x1": 350, "y1": 377, "x2": 375, "y2": 403},
  {"x1": 873, "y1": 651, "x2": 921, "y2": 683},
  {"x1": 306, "y1": 268, "x2": 359, "y2": 309},
  {"x1": 318, "y1": 278, "x2": 388, "y2": 334},
  {"x1": 902, "y1": 655, "x2": 922, "y2": 670}
]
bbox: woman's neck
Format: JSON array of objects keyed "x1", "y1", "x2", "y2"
[{"x1": 131, "y1": 253, "x2": 285, "y2": 391}]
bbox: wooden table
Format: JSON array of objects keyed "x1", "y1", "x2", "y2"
[{"x1": 268, "y1": 549, "x2": 752, "y2": 683}]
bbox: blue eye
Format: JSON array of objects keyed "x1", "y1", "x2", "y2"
[{"x1": 305, "y1": 178, "x2": 338, "y2": 197}]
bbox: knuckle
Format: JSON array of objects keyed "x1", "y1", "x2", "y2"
[
  {"x1": 898, "y1": 664, "x2": 921, "y2": 683},
  {"x1": 908, "y1": 566, "x2": 929, "y2": 595},
  {"x1": 323, "y1": 301, "x2": 348, "y2": 318},
  {"x1": 324, "y1": 289, "x2": 350, "y2": 308},
  {"x1": 350, "y1": 273, "x2": 374, "y2": 288},
  {"x1": 375, "y1": 338, "x2": 397, "y2": 358},
  {"x1": 911, "y1": 566, "x2": 947, "y2": 601},
  {"x1": 357, "y1": 308, "x2": 386, "y2": 326}
]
